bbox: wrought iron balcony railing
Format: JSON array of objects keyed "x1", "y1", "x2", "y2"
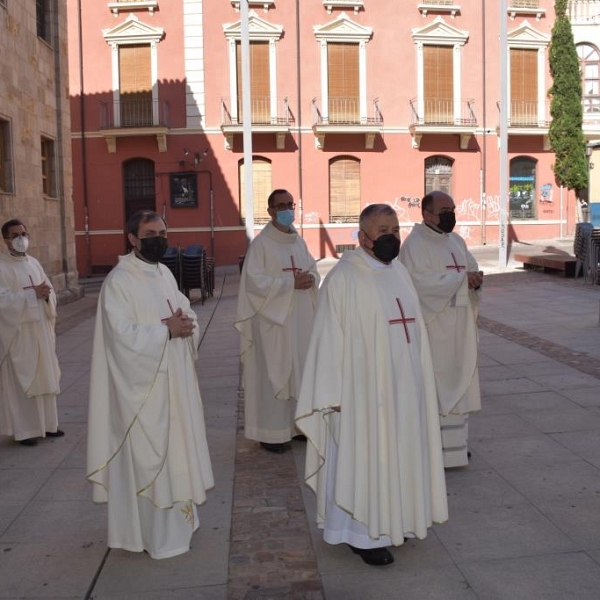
[
  {"x1": 100, "y1": 97, "x2": 170, "y2": 129},
  {"x1": 497, "y1": 101, "x2": 550, "y2": 128},
  {"x1": 568, "y1": 0, "x2": 600, "y2": 23},
  {"x1": 312, "y1": 97, "x2": 383, "y2": 126},
  {"x1": 410, "y1": 98, "x2": 477, "y2": 127},
  {"x1": 220, "y1": 96, "x2": 294, "y2": 127}
]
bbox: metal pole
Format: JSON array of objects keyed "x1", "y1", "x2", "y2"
[
  {"x1": 498, "y1": 0, "x2": 509, "y2": 267},
  {"x1": 240, "y1": 0, "x2": 254, "y2": 244}
]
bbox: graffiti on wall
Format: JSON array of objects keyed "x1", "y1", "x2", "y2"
[{"x1": 540, "y1": 183, "x2": 553, "y2": 203}]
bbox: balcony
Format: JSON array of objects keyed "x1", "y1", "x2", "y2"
[
  {"x1": 107, "y1": 0, "x2": 158, "y2": 16},
  {"x1": 418, "y1": 1, "x2": 461, "y2": 18},
  {"x1": 496, "y1": 100, "x2": 551, "y2": 148},
  {"x1": 323, "y1": 0, "x2": 364, "y2": 14},
  {"x1": 312, "y1": 97, "x2": 383, "y2": 150},
  {"x1": 568, "y1": 0, "x2": 600, "y2": 23},
  {"x1": 409, "y1": 98, "x2": 477, "y2": 149},
  {"x1": 507, "y1": 0, "x2": 546, "y2": 20},
  {"x1": 99, "y1": 97, "x2": 170, "y2": 153},
  {"x1": 220, "y1": 96, "x2": 294, "y2": 150}
]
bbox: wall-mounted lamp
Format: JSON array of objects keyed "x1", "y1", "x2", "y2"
[{"x1": 180, "y1": 148, "x2": 209, "y2": 170}]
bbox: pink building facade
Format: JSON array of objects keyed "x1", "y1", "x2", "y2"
[{"x1": 67, "y1": 0, "x2": 600, "y2": 274}]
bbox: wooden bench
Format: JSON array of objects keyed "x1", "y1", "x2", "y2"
[{"x1": 513, "y1": 253, "x2": 577, "y2": 278}]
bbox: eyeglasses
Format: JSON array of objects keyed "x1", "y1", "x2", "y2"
[
  {"x1": 272, "y1": 202, "x2": 296, "y2": 211},
  {"x1": 5, "y1": 233, "x2": 29, "y2": 240}
]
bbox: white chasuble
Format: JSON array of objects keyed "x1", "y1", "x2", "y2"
[
  {"x1": 0, "y1": 253, "x2": 60, "y2": 440},
  {"x1": 87, "y1": 252, "x2": 214, "y2": 559},
  {"x1": 296, "y1": 248, "x2": 447, "y2": 547},
  {"x1": 400, "y1": 223, "x2": 481, "y2": 467},
  {"x1": 235, "y1": 222, "x2": 320, "y2": 443}
]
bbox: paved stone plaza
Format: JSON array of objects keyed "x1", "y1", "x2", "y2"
[{"x1": 3, "y1": 239, "x2": 600, "y2": 599}]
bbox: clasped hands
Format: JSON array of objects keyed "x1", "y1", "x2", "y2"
[
  {"x1": 467, "y1": 270, "x2": 484, "y2": 290},
  {"x1": 33, "y1": 282, "x2": 51, "y2": 301},
  {"x1": 294, "y1": 270, "x2": 314, "y2": 290},
  {"x1": 166, "y1": 308, "x2": 196, "y2": 339}
]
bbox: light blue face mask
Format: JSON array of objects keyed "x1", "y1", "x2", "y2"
[{"x1": 276, "y1": 209, "x2": 295, "y2": 227}]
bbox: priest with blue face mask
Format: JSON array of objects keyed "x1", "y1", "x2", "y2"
[
  {"x1": 235, "y1": 189, "x2": 320, "y2": 454},
  {"x1": 0, "y1": 219, "x2": 63, "y2": 446}
]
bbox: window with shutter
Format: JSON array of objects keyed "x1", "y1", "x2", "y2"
[
  {"x1": 236, "y1": 42, "x2": 270, "y2": 124},
  {"x1": 36, "y1": 0, "x2": 52, "y2": 44},
  {"x1": 510, "y1": 48, "x2": 537, "y2": 125},
  {"x1": 41, "y1": 137, "x2": 56, "y2": 198},
  {"x1": 424, "y1": 46, "x2": 453, "y2": 124},
  {"x1": 239, "y1": 158, "x2": 272, "y2": 224},
  {"x1": 577, "y1": 43, "x2": 600, "y2": 116},
  {"x1": 329, "y1": 156, "x2": 360, "y2": 223},
  {"x1": 119, "y1": 45, "x2": 153, "y2": 127},
  {"x1": 328, "y1": 43, "x2": 359, "y2": 124}
]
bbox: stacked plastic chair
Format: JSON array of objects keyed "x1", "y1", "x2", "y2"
[
  {"x1": 589, "y1": 229, "x2": 600, "y2": 285},
  {"x1": 159, "y1": 246, "x2": 181, "y2": 290},
  {"x1": 181, "y1": 244, "x2": 207, "y2": 303}
]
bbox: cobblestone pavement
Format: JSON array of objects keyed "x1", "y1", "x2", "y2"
[{"x1": 24, "y1": 242, "x2": 600, "y2": 599}]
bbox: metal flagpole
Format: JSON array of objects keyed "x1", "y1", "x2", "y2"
[
  {"x1": 498, "y1": 0, "x2": 509, "y2": 267},
  {"x1": 241, "y1": 0, "x2": 254, "y2": 244}
]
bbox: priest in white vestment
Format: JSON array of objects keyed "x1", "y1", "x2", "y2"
[
  {"x1": 296, "y1": 204, "x2": 448, "y2": 567},
  {"x1": 400, "y1": 191, "x2": 482, "y2": 468},
  {"x1": 235, "y1": 189, "x2": 320, "y2": 454},
  {"x1": 0, "y1": 219, "x2": 62, "y2": 446},
  {"x1": 87, "y1": 211, "x2": 214, "y2": 560}
]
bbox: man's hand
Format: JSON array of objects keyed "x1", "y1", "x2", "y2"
[
  {"x1": 467, "y1": 271, "x2": 484, "y2": 290},
  {"x1": 294, "y1": 270, "x2": 315, "y2": 290},
  {"x1": 33, "y1": 282, "x2": 51, "y2": 301},
  {"x1": 166, "y1": 308, "x2": 196, "y2": 339}
]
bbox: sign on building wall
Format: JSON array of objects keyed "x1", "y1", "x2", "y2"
[{"x1": 170, "y1": 172, "x2": 198, "y2": 208}]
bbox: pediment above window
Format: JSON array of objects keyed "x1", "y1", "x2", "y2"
[
  {"x1": 314, "y1": 12, "x2": 373, "y2": 42},
  {"x1": 412, "y1": 16, "x2": 468, "y2": 45},
  {"x1": 223, "y1": 10, "x2": 283, "y2": 41},
  {"x1": 102, "y1": 14, "x2": 164, "y2": 43},
  {"x1": 508, "y1": 20, "x2": 550, "y2": 47}
]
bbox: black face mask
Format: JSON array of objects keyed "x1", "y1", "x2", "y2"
[
  {"x1": 437, "y1": 212, "x2": 456, "y2": 233},
  {"x1": 138, "y1": 236, "x2": 168, "y2": 263},
  {"x1": 367, "y1": 233, "x2": 401, "y2": 263}
]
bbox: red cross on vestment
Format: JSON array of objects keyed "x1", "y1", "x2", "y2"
[
  {"x1": 161, "y1": 299, "x2": 176, "y2": 323},
  {"x1": 282, "y1": 255, "x2": 302, "y2": 276},
  {"x1": 23, "y1": 275, "x2": 36, "y2": 290},
  {"x1": 388, "y1": 298, "x2": 416, "y2": 343},
  {"x1": 445, "y1": 252, "x2": 466, "y2": 273}
]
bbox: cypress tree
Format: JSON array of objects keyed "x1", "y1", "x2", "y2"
[{"x1": 548, "y1": 0, "x2": 588, "y2": 197}]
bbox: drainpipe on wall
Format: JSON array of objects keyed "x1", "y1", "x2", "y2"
[
  {"x1": 480, "y1": 0, "x2": 487, "y2": 245},
  {"x1": 53, "y1": 2, "x2": 69, "y2": 290},
  {"x1": 295, "y1": 0, "x2": 304, "y2": 238},
  {"x1": 78, "y1": 0, "x2": 91, "y2": 276}
]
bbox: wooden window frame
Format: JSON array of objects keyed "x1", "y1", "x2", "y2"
[
  {"x1": 41, "y1": 137, "x2": 56, "y2": 198},
  {"x1": 329, "y1": 156, "x2": 361, "y2": 223},
  {"x1": 239, "y1": 157, "x2": 272, "y2": 225}
]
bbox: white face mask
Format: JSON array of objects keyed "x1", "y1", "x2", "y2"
[{"x1": 12, "y1": 235, "x2": 29, "y2": 253}]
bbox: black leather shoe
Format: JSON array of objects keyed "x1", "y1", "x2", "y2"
[
  {"x1": 260, "y1": 442, "x2": 287, "y2": 454},
  {"x1": 19, "y1": 438, "x2": 38, "y2": 446},
  {"x1": 46, "y1": 430, "x2": 65, "y2": 438},
  {"x1": 348, "y1": 545, "x2": 394, "y2": 566}
]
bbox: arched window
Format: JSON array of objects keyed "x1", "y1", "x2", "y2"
[
  {"x1": 509, "y1": 156, "x2": 537, "y2": 220},
  {"x1": 329, "y1": 156, "x2": 360, "y2": 223},
  {"x1": 239, "y1": 157, "x2": 272, "y2": 224},
  {"x1": 577, "y1": 43, "x2": 600, "y2": 116},
  {"x1": 123, "y1": 158, "x2": 156, "y2": 223},
  {"x1": 425, "y1": 156, "x2": 453, "y2": 196}
]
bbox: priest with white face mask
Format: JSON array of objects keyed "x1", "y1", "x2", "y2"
[
  {"x1": 0, "y1": 219, "x2": 63, "y2": 446},
  {"x1": 296, "y1": 204, "x2": 447, "y2": 567},
  {"x1": 235, "y1": 189, "x2": 320, "y2": 454},
  {"x1": 400, "y1": 191, "x2": 483, "y2": 468},
  {"x1": 87, "y1": 210, "x2": 214, "y2": 559}
]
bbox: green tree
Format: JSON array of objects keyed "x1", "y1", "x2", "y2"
[{"x1": 548, "y1": 0, "x2": 588, "y2": 197}]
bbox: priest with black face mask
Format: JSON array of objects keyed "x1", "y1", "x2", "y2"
[
  {"x1": 400, "y1": 191, "x2": 483, "y2": 469},
  {"x1": 296, "y1": 204, "x2": 448, "y2": 567},
  {"x1": 87, "y1": 210, "x2": 214, "y2": 559}
]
